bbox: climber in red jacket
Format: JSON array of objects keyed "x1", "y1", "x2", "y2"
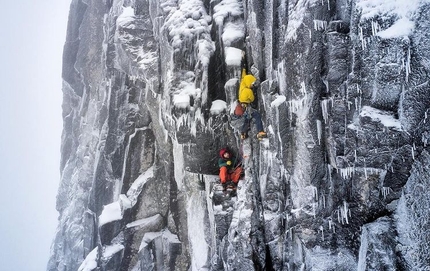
[{"x1": 218, "y1": 148, "x2": 242, "y2": 189}]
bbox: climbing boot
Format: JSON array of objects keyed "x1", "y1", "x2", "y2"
[
  {"x1": 240, "y1": 133, "x2": 248, "y2": 140},
  {"x1": 257, "y1": 131, "x2": 267, "y2": 140}
]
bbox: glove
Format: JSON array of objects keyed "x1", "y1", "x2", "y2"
[{"x1": 226, "y1": 160, "x2": 232, "y2": 166}]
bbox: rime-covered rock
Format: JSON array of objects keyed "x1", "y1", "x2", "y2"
[{"x1": 48, "y1": 0, "x2": 430, "y2": 270}]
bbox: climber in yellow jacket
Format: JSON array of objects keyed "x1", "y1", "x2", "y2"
[
  {"x1": 238, "y1": 69, "x2": 257, "y2": 104},
  {"x1": 235, "y1": 68, "x2": 267, "y2": 140}
]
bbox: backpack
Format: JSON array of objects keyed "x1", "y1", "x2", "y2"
[{"x1": 234, "y1": 103, "x2": 245, "y2": 116}]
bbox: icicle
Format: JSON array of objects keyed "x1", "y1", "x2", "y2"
[
  {"x1": 412, "y1": 146, "x2": 415, "y2": 160},
  {"x1": 344, "y1": 202, "x2": 349, "y2": 224},
  {"x1": 327, "y1": 0, "x2": 330, "y2": 10},
  {"x1": 313, "y1": 20, "x2": 327, "y2": 31},
  {"x1": 317, "y1": 120, "x2": 322, "y2": 145},
  {"x1": 320, "y1": 226, "x2": 324, "y2": 241},
  {"x1": 371, "y1": 20, "x2": 380, "y2": 36},
  {"x1": 339, "y1": 201, "x2": 350, "y2": 224},
  {"x1": 322, "y1": 194, "x2": 326, "y2": 208},
  {"x1": 339, "y1": 167, "x2": 354, "y2": 179},
  {"x1": 405, "y1": 46, "x2": 411, "y2": 82},
  {"x1": 323, "y1": 79, "x2": 329, "y2": 93},
  {"x1": 359, "y1": 26, "x2": 365, "y2": 50},
  {"x1": 364, "y1": 167, "x2": 368, "y2": 179},
  {"x1": 359, "y1": 96, "x2": 362, "y2": 110},
  {"x1": 382, "y1": 187, "x2": 393, "y2": 199},
  {"x1": 321, "y1": 98, "x2": 331, "y2": 124},
  {"x1": 290, "y1": 98, "x2": 300, "y2": 114},
  {"x1": 337, "y1": 201, "x2": 351, "y2": 225}
]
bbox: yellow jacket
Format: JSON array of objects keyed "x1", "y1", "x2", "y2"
[{"x1": 238, "y1": 69, "x2": 256, "y2": 104}]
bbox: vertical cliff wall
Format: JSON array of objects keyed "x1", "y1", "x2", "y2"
[{"x1": 48, "y1": 0, "x2": 430, "y2": 270}]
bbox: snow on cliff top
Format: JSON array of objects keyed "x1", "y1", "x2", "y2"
[
  {"x1": 117, "y1": 6, "x2": 135, "y2": 28},
  {"x1": 357, "y1": 0, "x2": 430, "y2": 38},
  {"x1": 213, "y1": 0, "x2": 243, "y2": 26},
  {"x1": 210, "y1": 99, "x2": 227, "y2": 115},
  {"x1": 287, "y1": 0, "x2": 428, "y2": 41},
  {"x1": 360, "y1": 106, "x2": 401, "y2": 130},
  {"x1": 357, "y1": 0, "x2": 421, "y2": 20},
  {"x1": 348, "y1": 106, "x2": 402, "y2": 131}
]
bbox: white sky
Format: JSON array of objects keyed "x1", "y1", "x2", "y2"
[{"x1": 0, "y1": 1, "x2": 70, "y2": 270}]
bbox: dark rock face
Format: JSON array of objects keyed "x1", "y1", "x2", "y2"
[{"x1": 48, "y1": 0, "x2": 430, "y2": 270}]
